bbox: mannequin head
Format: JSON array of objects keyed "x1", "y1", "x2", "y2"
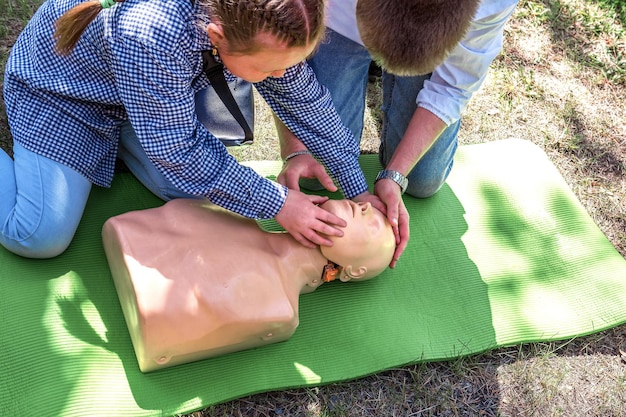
[{"x1": 319, "y1": 200, "x2": 395, "y2": 281}]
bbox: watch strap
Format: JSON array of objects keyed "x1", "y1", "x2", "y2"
[{"x1": 375, "y1": 169, "x2": 408, "y2": 194}]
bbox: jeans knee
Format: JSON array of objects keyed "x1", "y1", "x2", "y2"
[
  {"x1": 1, "y1": 235, "x2": 71, "y2": 259},
  {"x1": 404, "y1": 177, "x2": 446, "y2": 198},
  {"x1": 1, "y1": 219, "x2": 73, "y2": 259},
  {"x1": 404, "y1": 158, "x2": 455, "y2": 198}
]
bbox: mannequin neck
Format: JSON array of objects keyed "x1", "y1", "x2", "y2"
[{"x1": 267, "y1": 233, "x2": 337, "y2": 294}]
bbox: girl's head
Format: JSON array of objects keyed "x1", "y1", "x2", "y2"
[
  {"x1": 205, "y1": 0, "x2": 325, "y2": 82},
  {"x1": 205, "y1": 0, "x2": 325, "y2": 53},
  {"x1": 55, "y1": 0, "x2": 326, "y2": 77}
]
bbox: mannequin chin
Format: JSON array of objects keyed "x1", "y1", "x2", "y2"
[
  {"x1": 102, "y1": 198, "x2": 396, "y2": 372},
  {"x1": 319, "y1": 200, "x2": 395, "y2": 281}
]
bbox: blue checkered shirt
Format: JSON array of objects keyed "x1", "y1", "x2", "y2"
[{"x1": 4, "y1": 0, "x2": 368, "y2": 219}]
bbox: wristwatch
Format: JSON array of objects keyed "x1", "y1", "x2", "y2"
[{"x1": 375, "y1": 169, "x2": 408, "y2": 194}]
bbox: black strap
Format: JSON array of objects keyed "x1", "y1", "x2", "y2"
[{"x1": 202, "y1": 50, "x2": 253, "y2": 144}]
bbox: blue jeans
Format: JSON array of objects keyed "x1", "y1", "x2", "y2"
[
  {"x1": 0, "y1": 127, "x2": 195, "y2": 258},
  {"x1": 117, "y1": 121, "x2": 199, "y2": 201},
  {"x1": 0, "y1": 142, "x2": 92, "y2": 258},
  {"x1": 308, "y1": 29, "x2": 460, "y2": 197}
]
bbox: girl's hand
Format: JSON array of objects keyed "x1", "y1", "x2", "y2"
[
  {"x1": 277, "y1": 152, "x2": 337, "y2": 192},
  {"x1": 275, "y1": 190, "x2": 346, "y2": 248}
]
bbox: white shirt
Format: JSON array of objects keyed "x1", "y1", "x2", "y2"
[{"x1": 325, "y1": 0, "x2": 520, "y2": 125}]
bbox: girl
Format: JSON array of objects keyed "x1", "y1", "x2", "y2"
[{"x1": 1, "y1": 0, "x2": 382, "y2": 258}]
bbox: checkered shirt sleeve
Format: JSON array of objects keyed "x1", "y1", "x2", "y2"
[{"x1": 254, "y1": 63, "x2": 368, "y2": 199}]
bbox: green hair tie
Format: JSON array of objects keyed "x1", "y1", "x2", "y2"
[{"x1": 100, "y1": 0, "x2": 116, "y2": 9}]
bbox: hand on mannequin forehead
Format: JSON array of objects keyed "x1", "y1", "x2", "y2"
[{"x1": 102, "y1": 198, "x2": 395, "y2": 372}]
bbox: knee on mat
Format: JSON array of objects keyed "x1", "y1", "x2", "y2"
[
  {"x1": 1, "y1": 238, "x2": 71, "y2": 259},
  {"x1": 404, "y1": 177, "x2": 446, "y2": 199},
  {"x1": 0, "y1": 227, "x2": 73, "y2": 259}
]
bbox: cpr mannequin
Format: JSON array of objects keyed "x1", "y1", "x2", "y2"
[{"x1": 102, "y1": 198, "x2": 395, "y2": 372}]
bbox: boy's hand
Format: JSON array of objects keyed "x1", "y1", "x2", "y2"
[{"x1": 373, "y1": 181, "x2": 410, "y2": 268}]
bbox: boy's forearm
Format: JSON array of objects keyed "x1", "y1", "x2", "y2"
[{"x1": 386, "y1": 107, "x2": 447, "y2": 176}]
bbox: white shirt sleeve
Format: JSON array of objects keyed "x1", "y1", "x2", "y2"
[
  {"x1": 324, "y1": 0, "x2": 519, "y2": 126},
  {"x1": 417, "y1": 0, "x2": 519, "y2": 125},
  {"x1": 325, "y1": 0, "x2": 361, "y2": 44}
]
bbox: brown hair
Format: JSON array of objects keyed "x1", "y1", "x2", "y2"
[
  {"x1": 55, "y1": 0, "x2": 124, "y2": 55},
  {"x1": 206, "y1": 0, "x2": 325, "y2": 53},
  {"x1": 54, "y1": 0, "x2": 325, "y2": 56},
  {"x1": 356, "y1": 0, "x2": 481, "y2": 76}
]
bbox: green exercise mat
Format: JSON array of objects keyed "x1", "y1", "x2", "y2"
[{"x1": 2, "y1": 139, "x2": 625, "y2": 416}]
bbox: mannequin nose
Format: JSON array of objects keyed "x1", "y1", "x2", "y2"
[{"x1": 358, "y1": 202, "x2": 372, "y2": 214}]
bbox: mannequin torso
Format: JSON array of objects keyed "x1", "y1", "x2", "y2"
[{"x1": 102, "y1": 198, "x2": 394, "y2": 372}]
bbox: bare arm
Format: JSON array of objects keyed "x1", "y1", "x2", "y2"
[
  {"x1": 385, "y1": 107, "x2": 447, "y2": 176},
  {"x1": 373, "y1": 107, "x2": 447, "y2": 267}
]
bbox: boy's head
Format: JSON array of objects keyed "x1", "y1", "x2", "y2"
[{"x1": 356, "y1": 0, "x2": 481, "y2": 76}]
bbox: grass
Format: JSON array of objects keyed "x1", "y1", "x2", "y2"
[{"x1": 1, "y1": 0, "x2": 625, "y2": 415}]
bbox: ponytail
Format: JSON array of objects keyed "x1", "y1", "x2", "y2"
[{"x1": 54, "y1": 0, "x2": 124, "y2": 55}]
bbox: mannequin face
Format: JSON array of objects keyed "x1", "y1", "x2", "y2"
[{"x1": 319, "y1": 200, "x2": 395, "y2": 281}]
